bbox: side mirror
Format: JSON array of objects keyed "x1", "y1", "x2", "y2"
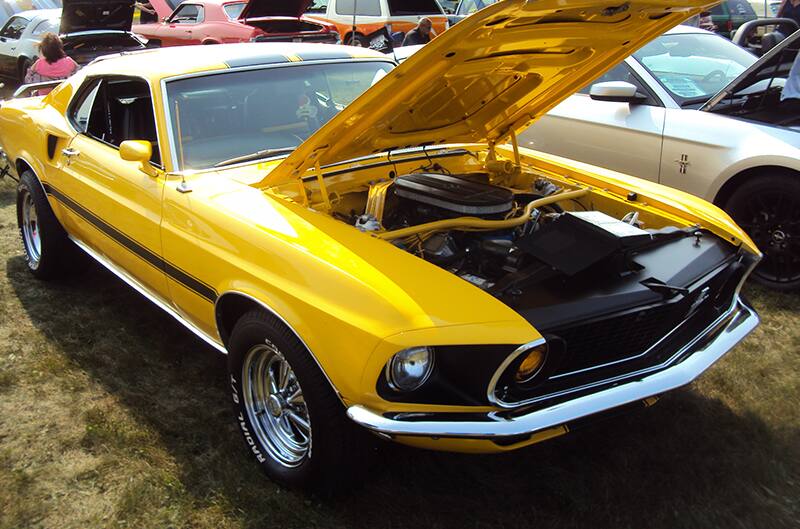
[
  {"x1": 120, "y1": 140, "x2": 157, "y2": 176},
  {"x1": 589, "y1": 81, "x2": 647, "y2": 104}
]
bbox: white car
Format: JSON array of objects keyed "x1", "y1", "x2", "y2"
[
  {"x1": 0, "y1": 8, "x2": 59, "y2": 82},
  {"x1": 521, "y1": 25, "x2": 800, "y2": 290}
]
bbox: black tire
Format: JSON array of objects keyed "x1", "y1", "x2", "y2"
[
  {"x1": 16, "y1": 171, "x2": 84, "y2": 279},
  {"x1": 227, "y1": 309, "x2": 367, "y2": 491},
  {"x1": 346, "y1": 33, "x2": 369, "y2": 47},
  {"x1": 18, "y1": 57, "x2": 31, "y2": 84},
  {"x1": 724, "y1": 173, "x2": 800, "y2": 291}
]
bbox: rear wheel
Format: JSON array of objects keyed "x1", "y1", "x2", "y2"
[
  {"x1": 16, "y1": 171, "x2": 84, "y2": 279},
  {"x1": 346, "y1": 33, "x2": 369, "y2": 47},
  {"x1": 725, "y1": 174, "x2": 800, "y2": 290},
  {"x1": 227, "y1": 309, "x2": 367, "y2": 491}
]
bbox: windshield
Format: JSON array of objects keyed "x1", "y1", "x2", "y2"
[
  {"x1": 633, "y1": 32, "x2": 757, "y2": 105},
  {"x1": 165, "y1": 61, "x2": 394, "y2": 171}
]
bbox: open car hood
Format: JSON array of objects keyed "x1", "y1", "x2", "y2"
[
  {"x1": 702, "y1": 29, "x2": 800, "y2": 112},
  {"x1": 260, "y1": 0, "x2": 715, "y2": 188},
  {"x1": 240, "y1": 0, "x2": 312, "y2": 19},
  {"x1": 60, "y1": 0, "x2": 134, "y2": 34}
]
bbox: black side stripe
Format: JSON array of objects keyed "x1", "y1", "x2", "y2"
[{"x1": 43, "y1": 183, "x2": 217, "y2": 302}]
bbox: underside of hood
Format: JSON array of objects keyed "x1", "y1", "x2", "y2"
[
  {"x1": 60, "y1": 1, "x2": 134, "y2": 34},
  {"x1": 260, "y1": 0, "x2": 716, "y2": 188},
  {"x1": 240, "y1": 0, "x2": 312, "y2": 20}
]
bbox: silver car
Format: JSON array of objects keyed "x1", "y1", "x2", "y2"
[
  {"x1": 522, "y1": 25, "x2": 800, "y2": 290},
  {"x1": 0, "y1": 8, "x2": 59, "y2": 82}
]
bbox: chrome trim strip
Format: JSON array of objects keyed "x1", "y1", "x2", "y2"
[
  {"x1": 70, "y1": 237, "x2": 227, "y2": 354},
  {"x1": 214, "y1": 291, "x2": 345, "y2": 403},
  {"x1": 485, "y1": 338, "x2": 546, "y2": 406},
  {"x1": 347, "y1": 296, "x2": 758, "y2": 439}
]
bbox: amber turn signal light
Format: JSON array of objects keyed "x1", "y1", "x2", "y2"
[{"x1": 514, "y1": 345, "x2": 547, "y2": 383}]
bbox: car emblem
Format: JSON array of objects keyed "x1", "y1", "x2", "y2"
[{"x1": 675, "y1": 154, "x2": 690, "y2": 174}]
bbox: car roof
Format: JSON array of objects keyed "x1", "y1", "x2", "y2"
[
  {"x1": 78, "y1": 42, "x2": 390, "y2": 81},
  {"x1": 13, "y1": 8, "x2": 59, "y2": 20}
]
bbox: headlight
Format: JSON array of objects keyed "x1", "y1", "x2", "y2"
[
  {"x1": 514, "y1": 344, "x2": 548, "y2": 383},
  {"x1": 385, "y1": 346, "x2": 434, "y2": 392}
]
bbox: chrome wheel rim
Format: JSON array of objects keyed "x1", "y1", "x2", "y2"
[
  {"x1": 21, "y1": 190, "x2": 41, "y2": 269},
  {"x1": 242, "y1": 343, "x2": 311, "y2": 468}
]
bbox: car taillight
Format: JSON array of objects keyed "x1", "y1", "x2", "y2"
[{"x1": 727, "y1": 20, "x2": 733, "y2": 32}]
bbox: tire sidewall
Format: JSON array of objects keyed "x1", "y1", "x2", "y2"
[
  {"x1": 227, "y1": 317, "x2": 316, "y2": 488},
  {"x1": 17, "y1": 173, "x2": 45, "y2": 273},
  {"x1": 725, "y1": 174, "x2": 800, "y2": 291}
]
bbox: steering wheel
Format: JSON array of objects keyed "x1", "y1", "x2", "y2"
[{"x1": 702, "y1": 70, "x2": 727, "y2": 85}]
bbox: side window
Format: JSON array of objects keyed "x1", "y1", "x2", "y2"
[
  {"x1": 306, "y1": 0, "x2": 328, "y2": 14},
  {"x1": 69, "y1": 79, "x2": 103, "y2": 133},
  {"x1": 223, "y1": 2, "x2": 247, "y2": 19},
  {"x1": 170, "y1": 4, "x2": 204, "y2": 24},
  {"x1": 31, "y1": 18, "x2": 57, "y2": 37},
  {"x1": 388, "y1": 0, "x2": 442, "y2": 15},
  {"x1": 335, "y1": 0, "x2": 382, "y2": 16},
  {"x1": 70, "y1": 78, "x2": 161, "y2": 165},
  {"x1": 0, "y1": 16, "x2": 30, "y2": 39}
]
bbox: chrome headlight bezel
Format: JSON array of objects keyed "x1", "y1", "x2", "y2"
[{"x1": 385, "y1": 346, "x2": 435, "y2": 392}]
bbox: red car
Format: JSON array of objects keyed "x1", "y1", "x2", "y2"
[{"x1": 133, "y1": 0, "x2": 340, "y2": 46}]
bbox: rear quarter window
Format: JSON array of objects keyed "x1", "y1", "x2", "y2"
[
  {"x1": 335, "y1": 0, "x2": 382, "y2": 16},
  {"x1": 388, "y1": 0, "x2": 443, "y2": 15}
]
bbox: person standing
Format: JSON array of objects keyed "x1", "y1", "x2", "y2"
[
  {"x1": 135, "y1": 2, "x2": 158, "y2": 24},
  {"x1": 778, "y1": 0, "x2": 800, "y2": 27},
  {"x1": 24, "y1": 33, "x2": 79, "y2": 95},
  {"x1": 402, "y1": 17, "x2": 436, "y2": 46}
]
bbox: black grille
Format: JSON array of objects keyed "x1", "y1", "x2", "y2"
[
  {"x1": 549, "y1": 299, "x2": 692, "y2": 376},
  {"x1": 492, "y1": 258, "x2": 747, "y2": 407}
]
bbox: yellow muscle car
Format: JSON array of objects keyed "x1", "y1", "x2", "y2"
[{"x1": 0, "y1": 0, "x2": 760, "y2": 490}]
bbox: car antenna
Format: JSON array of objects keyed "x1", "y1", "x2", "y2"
[
  {"x1": 173, "y1": 99, "x2": 192, "y2": 194},
  {"x1": 352, "y1": 0, "x2": 358, "y2": 45}
]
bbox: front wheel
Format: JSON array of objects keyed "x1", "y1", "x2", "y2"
[
  {"x1": 227, "y1": 309, "x2": 367, "y2": 491},
  {"x1": 725, "y1": 174, "x2": 800, "y2": 290}
]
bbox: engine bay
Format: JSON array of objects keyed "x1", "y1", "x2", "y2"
[{"x1": 334, "y1": 170, "x2": 737, "y2": 331}]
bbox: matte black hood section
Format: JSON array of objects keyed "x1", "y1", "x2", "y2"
[
  {"x1": 60, "y1": 1, "x2": 134, "y2": 34},
  {"x1": 240, "y1": 0, "x2": 312, "y2": 19}
]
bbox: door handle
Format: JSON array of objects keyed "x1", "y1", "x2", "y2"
[{"x1": 62, "y1": 148, "x2": 80, "y2": 157}]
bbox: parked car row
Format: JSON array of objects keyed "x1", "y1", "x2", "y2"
[
  {"x1": 134, "y1": 0, "x2": 341, "y2": 46},
  {"x1": 0, "y1": 2, "x2": 152, "y2": 83}
]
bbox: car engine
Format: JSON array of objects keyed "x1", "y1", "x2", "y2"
[{"x1": 348, "y1": 172, "x2": 739, "y2": 327}]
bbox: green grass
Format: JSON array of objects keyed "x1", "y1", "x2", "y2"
[{"x1": 0, "y1": 178, "x2": 798, "y2": 529}]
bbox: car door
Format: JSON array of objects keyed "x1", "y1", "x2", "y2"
[
  {"x1": 53, "y1": 76, "x2": 170, "y2": 299},
  {"x1": 520, "y1": 61, "x2": 666, "y2": 183},
  {"x1": 0, "y1": 15, "x2": 29, "y2": 77},
  {"x1": 157, "y1": 3, "x2": 205, "y2": 45}
]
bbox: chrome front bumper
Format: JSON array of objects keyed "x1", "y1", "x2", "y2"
[{"x1": 347, "y1": 296, "x2": 758, "y2": 440}]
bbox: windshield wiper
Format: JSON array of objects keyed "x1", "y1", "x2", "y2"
[{"x1": 213, "y1": 148, "x2": 296, "y2": 168}]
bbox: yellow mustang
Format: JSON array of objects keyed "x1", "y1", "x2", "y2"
[{"x1": 0, "y1": 0, "x2": 760, "y2": 490}]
